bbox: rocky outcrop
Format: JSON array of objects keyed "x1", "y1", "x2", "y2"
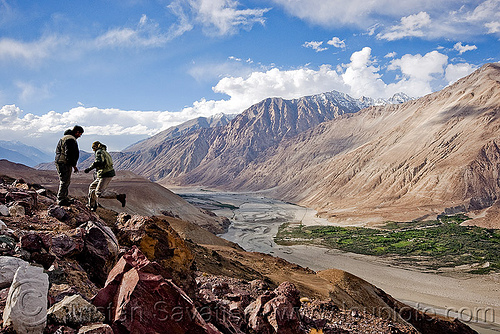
[
  {"x1": 115, "y1": 214, "x2": 196, "y2": 295},
  {"x1": 0, "y1": 174, "x2": 479, "y2": 334},
  {"x1": 76, "y1": 221, "x2": 119, "y2": 286},
  {"x1": 92, "y1": 246, "x2": 220, "y2": 334}
]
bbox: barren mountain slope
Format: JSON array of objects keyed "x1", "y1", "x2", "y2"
[
  {"x1": 222, "y1": 63, "x2": 500, "y2": 226},
  {"x1": 0, "y1": 159, "x2": 228, "y2": 233},
  {"x1": 112, "y1": 91, "x2": 379, "y2": 182}
]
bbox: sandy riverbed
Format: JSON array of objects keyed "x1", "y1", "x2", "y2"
[{"x1": 173, "y1": 188, "x2": 500, "y2": 333}]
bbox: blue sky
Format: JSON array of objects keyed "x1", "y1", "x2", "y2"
[{"x1": 0, "y1": 0, "x2": 499, "y2": 153}]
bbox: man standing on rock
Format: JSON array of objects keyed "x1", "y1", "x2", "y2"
[
  {"x1": 84, "y1": 141, "x2": 126, "y2": 211},
  {"x1": 55, "y1": 125, "x2": 84, "y2": 206}
]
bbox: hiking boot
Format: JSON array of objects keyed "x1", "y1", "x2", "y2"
[
  {"x1": 58, "y1": 198, "x2": 73, "y2": 206},
  {"x1": 116, "y1": 194, "x2": 126, "y2": 207}
]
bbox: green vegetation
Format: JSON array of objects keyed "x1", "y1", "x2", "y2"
[{"x1": 274, "y1": 214, "x2": 500, "y2": 274}]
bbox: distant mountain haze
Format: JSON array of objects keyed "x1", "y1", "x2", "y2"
[{"x1": 0, "y1": 140, "x2": 52, "y2": 167}]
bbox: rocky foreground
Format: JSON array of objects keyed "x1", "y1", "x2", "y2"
[{"x1": 0, "y1": 176, "x2": 476, "y2": 333}]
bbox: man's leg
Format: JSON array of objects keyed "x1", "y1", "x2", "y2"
[
  {"x1": 56, "y1": 163, "x2": 72, "y2": 204},
  {"x1": 88, "y1": 178, "x2": 99, "y2": 211},
  {"x1": 96, "y1": 177, "x2": 126, "y2": 207}
]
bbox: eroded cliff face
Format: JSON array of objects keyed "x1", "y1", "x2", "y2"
[
  {"x1": 175, "y1": 64, "x2": 500, "y2": 226},
  {"x1": 111, "y1": 64, "x2": 500, "y2": 226}
]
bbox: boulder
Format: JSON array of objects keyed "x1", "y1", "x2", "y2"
[
  {"x1": 51, "y1": 233, "x2": 84, "y2": 258},
  {"x1": 47, "y1": 294, "x2": 104, "y2": 327},
  {"x1": 244, "y1": 282, "x2": 303, "y2": 334},
  {"x1": 48, "y1": 205, "x2": 69, "y2": 222},
  {"x1": 21, "y1": 233, "x2": 44, "y2": 252},
  {"x1": 77, "y1": 323, "x2": 113, "y2": 334},
  {"x1": 0, "y1": 235, "x2": 16, "y2": 256},
  {"x1": 115, "y1": 215, "x2": 195, "y2": 295},
  {"x1": 92, "y1": 246, "x2": 221, "y2": 334},
  {"x1": 0, "y1": 206, "x2": 8, "y2": 217},
  {"x1": 77, "y1": 221, "x2": 119, "y2": 286},
  {"x1": 0, "y1": 256, "x2": 29, "y2": 289},
  {"x1": 2, "y1": 264, "x2": 49, "y2": 334},
  {"x1": 8, "y1": 204, "x2": 25, "y2": 217}
]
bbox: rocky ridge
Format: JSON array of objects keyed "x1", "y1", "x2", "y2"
[
  {"x1": 0, "y1": 173, "x2": 476, "y2": 333},
  {"x1": 109, "y1": 91, "x2": 411, "y2": 184},
  {"x1": 152, "y1": 63, "x2": 500, "y2": 228}
]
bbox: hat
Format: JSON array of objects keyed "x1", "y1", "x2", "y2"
[{"x1": 92, "y1": 141, "x2": 101, "y2": 150}]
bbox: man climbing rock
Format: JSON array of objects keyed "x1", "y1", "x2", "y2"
[{"x1": 84, "y1": 141, "x2": 126, "y2": 211}]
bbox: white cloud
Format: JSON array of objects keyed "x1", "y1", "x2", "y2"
[
  {"x1": 445, "y1": 63, "x2": 478, "y2": 84},
  {"x1": 377, "y1": 12, "x2": 431, "y2": 41},
  {"x1": 327, "y1": 37, "x2": 346, "y2": 49},
  {"x1": 453, "y1": 42, "x2": 478, "y2": 54},
  {"x1": 303, "y1": 41, "x2": 328, "y2": 52},
  {"x1": 0, "y1": 35, "x2": 66, "y2": 64},
  {"x1": 388, "y1": 51, "x2": 448, "y2": 81},
  {"x1": 271, "y1": 0, "x2": 500, "y2": 40},
  {"x1": 387, "y1": 50, "x2": 449, "y2": 96},
  {"x1": 0, "y1": 48, "x2": 478, "y2": 152},
  {"x1": 342, "y1": 47, "x2": 387, "y2": 98},
  {"x1": 15, "y1": 81, "x2": 52, "y2": 103},
  {"x1": 384, "y1": 52, "x2": 397, "y2": 58},
  {"x1": 171, "y1": 0, "x2": 271, "y2": 36},
  {"x1": 485, "y1": 21, "x2": 500, "y2": 33},
  {"x1": 269, "y1": 0, "x2": 431, "y2": 27},
  {"x1": 95, "y1": 15, "x2": 170, "y2": 48}
]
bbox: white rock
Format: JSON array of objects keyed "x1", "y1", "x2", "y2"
[
  {"x1": 47, "y1": 294, "x2": 104, "y2": 326},
  {"x1": 0, "y1": 205, "x2": 9, "y2": 216},
  {"x1": 8, "y1": 204, "x2": 25, "y2": 217},
  {"x1": 2, "y1": 264, "x2": 49, "y2": 334},
  {"x1": 0, "y1": 256, "x2": 29, "y2": 289}
]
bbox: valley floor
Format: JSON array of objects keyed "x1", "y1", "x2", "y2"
[{"x1": 173, "y1": 187, "x2": 500, "y2": 333}]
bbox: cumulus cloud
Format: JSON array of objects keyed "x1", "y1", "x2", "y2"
[
  {"x1": 445, "y1": 63, "x2": 478, "y2": 84},
  {"x1": 327, "y1": 37, "x2": 346, "y2": 49},
  {"x1": 271, "y1": 0, "x2": 500, "y2": 40},
  {"x1": 453, "y1": 42, "x2": 478, "y2": 54},
  {"x1": 377, "y1": 12, "x2": 431, "y2": 41},
  {"x1": 0, "y1": 104, "x2": 226, "y2": 152},
  {"x1": 387, "y1": 50, "x2": 449, "y2": 95},
  {"x1": 0, "y1": 47, "x2": 478, "y2": 152},
  {"x1": 303, "y1": 41, "x2": 328, "y2": 52}
]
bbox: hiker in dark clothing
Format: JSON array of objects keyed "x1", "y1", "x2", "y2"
[
  {"x1": 55, "y1": 125, "x2": 84, "y2": 206},
  {"x1": 84, "y1": 141, "x2": 126, "y2": 211}
]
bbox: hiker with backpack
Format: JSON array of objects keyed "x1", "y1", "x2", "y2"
[{"x1": 84, "y1": 141, "x2": 126, "y2": 211}]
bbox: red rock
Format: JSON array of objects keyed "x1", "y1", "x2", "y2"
[
  {"x1": 51, "y1": 233, "x2": 84, "y2": 258},
  {"x1": 76, "y1": 221, "x2": 119, "y2": 286},
  {"x1": 92, "y1": 246, "x2": 221, "y2": 334},
  {"x1": 20, "y1": 232, "x2": 44, "y2": 252}
]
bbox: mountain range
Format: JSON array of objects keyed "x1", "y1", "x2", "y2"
[
  {"x1": 110, "y1": 91, "x2": 412, "y2": 183},
  {"x1": 109, "y1": 63, "x2": 500, "y2": 228},
  {"x1": 0, "y1": 140, "x2": 52, "y2": 167}
]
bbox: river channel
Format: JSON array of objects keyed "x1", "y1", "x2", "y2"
[{"x1": 175, "y1": 188, "x2": 500, "y2": 334}]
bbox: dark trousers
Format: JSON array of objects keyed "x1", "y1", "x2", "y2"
[{"x1": 56, "y1": 163, "x2": 72, "y2": 202}]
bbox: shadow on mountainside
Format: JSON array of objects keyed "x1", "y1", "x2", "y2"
[{"x1": 0, "y1": 160, "x2": 478, "y2": 334}]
